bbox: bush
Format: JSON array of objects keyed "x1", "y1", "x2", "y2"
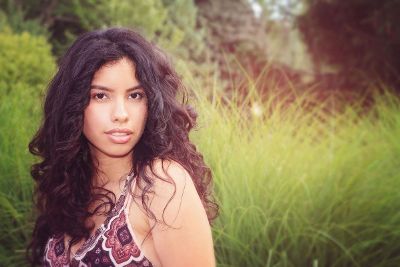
[
  {"x1": 0, "y1": 28, "x2": 54, "y2": 93},
  {"x1": 0, "y1": 29, "x2": 55, "y2": 266}
]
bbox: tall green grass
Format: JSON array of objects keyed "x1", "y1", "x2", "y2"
[
  {"x1": 0, "y1": 29, "x2": 55, "y2": 266},
  {"x1": 190, "y1": 86, "x2": 400, "y2": 267},
  {"x1": 0, "y1": 84, "x2": 43, "y2": 266},
  {"x1": 1, "y1": 77, "x2": 399, "y2": 266}
]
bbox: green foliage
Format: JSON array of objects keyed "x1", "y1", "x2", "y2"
[
  {"x1": 43, "y1": 0, "x2": 110, "y2": 55},
  {"x1": 107, "y1": 0, "x2": 167, "y2": 39},
  {"x1": 0, "y1": 29, "x2": 55, "y2": 92},
  {"x1": 297, "y1": 0, "x2": 400, "y2": 90},
  {"x1": 105, "y1": 0, "x2": 201, "y2": 55},
  {"x1": 160, "y1": 0, "x2": 197, "y2": 54},
  {"x1": 194, "y1": 0, "x2": 269, "y2": 93},
  {"x1": 0, "y1": 0, "x2": 111, "y2": 55},
  {"x1": 0, "y1": 29, "x2": 55, "y2": 265},
  {"x1": 0, "y1": 0, "x2": 47, "y2": 36},
  {"x1": 191, "y1": 85, "x2": 400, "y2": 266},
  {"x1": 0, "y1": 0, "x2": 203, "y2": 61}
]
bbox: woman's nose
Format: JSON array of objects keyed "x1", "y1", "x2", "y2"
[{"x1": 112, "y1": 99, "x2": 128, "y2": 123}]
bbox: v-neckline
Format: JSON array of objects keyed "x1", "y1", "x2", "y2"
[{"x1": 67, "y1": 173, "x2": 135, "y2": 259}]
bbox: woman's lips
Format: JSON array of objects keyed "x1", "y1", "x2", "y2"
[
  {"x1": 107, "y1": 133, "x2": 132, "y2": 144},
  {"x1": 105, "y1": 129, "x2": 133, "y2": 144}
]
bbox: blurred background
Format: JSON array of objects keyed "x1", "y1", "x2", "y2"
[{"x1": 0, "y1": 0, "x2": 399, "y2": 266}]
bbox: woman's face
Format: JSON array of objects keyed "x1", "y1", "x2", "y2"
[{"x1": 83, "y1": 57, "x2": 148, "y2": 160}]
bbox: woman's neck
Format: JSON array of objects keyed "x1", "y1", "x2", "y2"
[{"x1": 92, "y1": 153, "x2": 134, "y2": 187}]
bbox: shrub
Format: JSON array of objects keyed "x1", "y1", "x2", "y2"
[{"x1": 0, "y1": 29, "x2": 55, "y2": 266}]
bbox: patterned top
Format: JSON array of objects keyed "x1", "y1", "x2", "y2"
[{"x1": 43, "y1": 174, "x2": 154, "y2": 267}]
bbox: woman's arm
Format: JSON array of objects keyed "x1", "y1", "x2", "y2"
[{"x1": 146, "y1": 160, "x2": 216, "y2": 267}]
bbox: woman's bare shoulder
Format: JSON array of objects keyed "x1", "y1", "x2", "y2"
[
  {"x1": 137, "y1": 159, "x2": 199, "y2": 227},
  {"x1": 143, "y1": 159, "x2": 215, "y2": 266},
  {"x1": 148, "y1": 158, "x2": 190, "y2": 189}
]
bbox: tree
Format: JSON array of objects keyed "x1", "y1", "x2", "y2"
[
  {"x1": 297, "y1": 0, "x2": 400, "y2": 91},
  {"x1": 0, "y1": 0, "x2": 110, "y2": 55},
  {"x1": 0, "y1": 0, "x2": 200, "y2": 59},
  {"x1": 194, "y1": 0, "x2": 269, "y2": 94}
]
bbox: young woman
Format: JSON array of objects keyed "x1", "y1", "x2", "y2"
[{"x1": 28, "y1": 27, "x2": 218, "y2": 267}]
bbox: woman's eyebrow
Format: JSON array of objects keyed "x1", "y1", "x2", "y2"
[{"x1": 90, "y1": 84, "x2": 143, "y2": 92}]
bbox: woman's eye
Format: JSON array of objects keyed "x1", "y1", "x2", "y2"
[
  {"x1": 93, "y1": 93, "x2": 107, "y2": 100},
  {"x1": 129, "y1": 92, "x2": 144, "y2": 99}
]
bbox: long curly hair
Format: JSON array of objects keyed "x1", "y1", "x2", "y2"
[{"x1": 27, "y1": 27, "x2": 219, "y2": 265}]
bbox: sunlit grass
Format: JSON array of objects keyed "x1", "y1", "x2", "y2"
[
  {"x1": 0, "y1": 83, "x2": 42, "y2": 266},
  {"x1": 190, "y1": 85, "x2": 400, "y2": 267}
]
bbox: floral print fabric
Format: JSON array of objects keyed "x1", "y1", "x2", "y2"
[{"x1": 43, "y1": 175, "x2": 153, "y2": 267}]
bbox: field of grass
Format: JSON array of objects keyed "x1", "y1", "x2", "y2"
[
  {"x1": 191, "y1": 86, "x2": 400, "y2": 267},
  {"x1": 0, "y1": 82, "x2": 43, "y2": 265},
  {"x1": 0, "y1": 80, "x2": 399, "y2": 266}
]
